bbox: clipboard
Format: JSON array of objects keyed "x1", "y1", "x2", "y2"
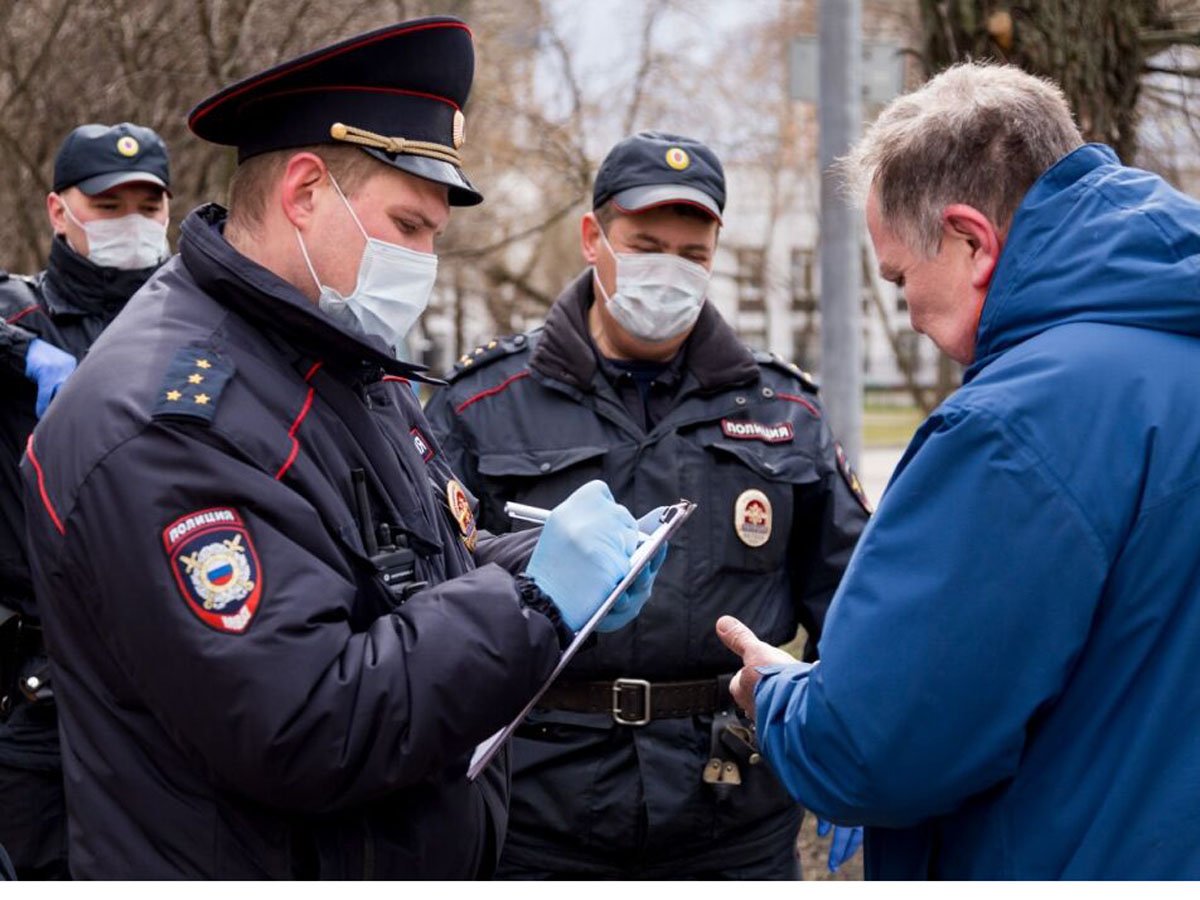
[{"x1": 467, "y1": 499, "x2": 697, "y2": 780}]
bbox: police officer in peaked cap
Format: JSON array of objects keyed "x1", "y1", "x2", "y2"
[
  {"x1": 19, "y1": 18, "x2": 661, "y2": 878},
  {"x1": 426, "y1": 131, "x2": 871, "y2": 878},
  {"x1": 1, "y1": 120, "x2": 171, "y2": 880}
]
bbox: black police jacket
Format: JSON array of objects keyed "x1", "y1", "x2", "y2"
[
  {"x1": 19, "y1": 205, "x2": 560, "y2": 878},
  {"x1": 1, "y1": 240, "x2": 158, "y2": 778},
  {"x1": 0, "y1": 239, "x2": 157, "y2": 610},
  {"x1": 425, "y1": 271, "x2": 870, "y2": 867}
]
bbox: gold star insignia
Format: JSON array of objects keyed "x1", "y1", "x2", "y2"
[
  {"x1": 487, "y1": 340, "x2": 497, "y2": 349},
  {"x1": 165, "y1": 389, "x2": 182, "y2": 402},
  {"x1": 188, "y1": 373, "x2": 204, "y2": 384},
  {"x1": 194, "y1": 393, "x2": 211, "y2": 405},
  {"x1": 195, "y1": 359, "x2": 212, "y2": 370}
]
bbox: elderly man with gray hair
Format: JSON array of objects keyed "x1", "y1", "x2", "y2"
[{"x1": 717, "y1": 61, "x2": 1200, "y2": 878}]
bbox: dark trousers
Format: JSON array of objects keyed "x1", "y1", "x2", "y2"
[
  {"x1": 497, "y1": 833, "x2": 803, "y2": 880},
  {"x1": 0, "y1": 763, "x2": 68, "y2": 879}
]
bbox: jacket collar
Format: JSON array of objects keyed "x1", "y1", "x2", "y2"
[
  {"x1": 529, "y1": 269, "x2": 759, "y2": 394},
  {"x1": 42, "y1": 235, "x2": 157, "y2": 318},
  {"x1": 178, "y1": 204, "x2": 434, "y2": 383}
]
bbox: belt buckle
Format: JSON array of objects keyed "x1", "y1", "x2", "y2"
[{"x1": 612, "y1": 678, "x2": 651, "y2": 726}]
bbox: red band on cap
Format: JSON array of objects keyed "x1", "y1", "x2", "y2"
[{"x1": 188, "y1": 20, "x2": 472, "y2": 129}]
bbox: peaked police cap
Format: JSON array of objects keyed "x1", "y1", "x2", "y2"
[{"x1": 187, "y1": 17, "x2": 481, "y2": 205}]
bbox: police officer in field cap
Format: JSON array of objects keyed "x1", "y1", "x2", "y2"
[
  {"x1": 0, "y1": 120, "x2": 170, "y2": 880},
  {"x1": 20, "y1": 18, "x2": 661, "y2": 878},
  {"x1": 426, "y1": 130, "x2": 870, "y2": 878}
]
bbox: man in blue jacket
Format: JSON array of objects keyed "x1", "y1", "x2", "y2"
[{"x1": 718, "y1": 61, "x2": 1200, "y2": 878}]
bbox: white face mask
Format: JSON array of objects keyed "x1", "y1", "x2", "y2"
[
  {"x1": 297, "y1": 174, "x2": 438, "y2": 356},
  {"x1": 61, "y1": 199, "x2": 168, "y2": 270},
  {"x1": 594, "y1": 227, "x2": 710, "y2": 342}
]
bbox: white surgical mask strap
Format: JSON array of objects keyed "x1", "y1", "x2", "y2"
[
  {"x1": 593, "y1": 222, "x2": 617, "y2": 302},
  {"x1": 294, "y1": 227, "x2": 324, "y2": 295},
  {"x1": 58, "y1": 194, "x2": 84, "y2": 230},
  {"x1": 328, "y1": 172, "x2": 369, "y2": 241}
]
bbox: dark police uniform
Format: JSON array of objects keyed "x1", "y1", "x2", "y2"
[
  {"x1": 1, "y1": 227, "x2": 165, "y2": 879},
  {"x1": 425, "y1": 272, "x2": 871, "y2": 877},
  {"x1": 18, "y1": 19, "x2": 566, "y2": 878}
]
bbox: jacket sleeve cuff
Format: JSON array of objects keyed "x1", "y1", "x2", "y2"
[
  {"x1": 514, "y1": 573, "x2": 573, "y2": 651},
  {"x1": 1, "y1": 322, "x2": 34, "y2": 379}
]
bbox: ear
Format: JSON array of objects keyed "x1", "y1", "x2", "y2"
[
  {"x1": 46, "y1": 192, "x2": 68, "y2": 236},
  {"x1": 943, "y1": 204, "x2": 1002, "y2": 290},
  {"x1": 280, "y1": 152, "x2": 329, "y2": 231},
  {"x1": 581, "y1": 212, "x2": 603, "y2": 265}
]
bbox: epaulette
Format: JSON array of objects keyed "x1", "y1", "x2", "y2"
[
  {"x1": 446, "y1": 332, "x2": 530, "y2": 382},
  {"x1": 753, "y1": 349, "x2": 819, "y2": 393},
  {"x1": 152, "y1": 344, "x2": 235, "y2": 424}
]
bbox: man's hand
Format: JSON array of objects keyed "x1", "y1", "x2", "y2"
[
  {"x1": 716, "y1": 615, "x2": 798, "y2": 718},
  {"x1": 24, "y1": 338, "x2": 77, "y2": 418}
]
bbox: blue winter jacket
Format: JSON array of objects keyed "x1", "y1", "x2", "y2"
[{"x1": 754, "y1": 144, "x2": 1200, "y2": 879}]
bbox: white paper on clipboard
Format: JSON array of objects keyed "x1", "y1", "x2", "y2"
[{"x1": 468, "y1": 498, "x2": 697, "y2": 780}]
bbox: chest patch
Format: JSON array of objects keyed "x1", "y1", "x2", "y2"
[
  {"x1": 162, "y1": 507, "x2": 262, "y2": 634},
  {"x1": 734, "y1": 489, "x2": 772, "y2": 548},
  {"x1": 721, "y1": 419, "x2": 794, "y2": 443}
]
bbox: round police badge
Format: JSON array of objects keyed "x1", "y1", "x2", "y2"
[
  {"x1": 447, "y1": 478, "x2": 478, "y2": 552},
  {"x1": 117, "y1": 135, "x2": 140, "y2": 157},
  {"x1": 734, "y1": 489, "x2": 772, "y2": 548},
  {"x1": 665, "y1": 146, "x2": 690, "y2": 170},
  {"x1": 163, "y1": 507, "x2": 262, "y2": 634}
]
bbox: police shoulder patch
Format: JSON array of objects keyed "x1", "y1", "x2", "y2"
[
  {"x1": 446, "y1": 332, "x2": 531, "y2": 382},
  {"x1": 753, "y1": 349, "x2": 819, "y2": 393},
  {"x1": 162, "y1": 506, "x2": 262, "y2": 633},
  {"x1": 152, "y1": 344, "x2": 235, "y2": 423}
]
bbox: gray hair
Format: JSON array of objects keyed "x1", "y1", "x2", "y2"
[{"x1": 841, "y1": 62, "x2": 1084, "y2": 256}]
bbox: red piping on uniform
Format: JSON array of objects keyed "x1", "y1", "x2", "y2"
[
  {"x1": 382, "y1": 375, "x2": 410, "y2": 385},
  {"x1": 276, "y1": 362, "x2": 323, "y2": 481},
  {"x1": 188, "y1": 21, "x2": 472, "y2": 127},
  {"x1": 5, "y1": 306, "x2": 40, "y2": 325},
  {"x1": 25, "y1": 436, "x2": 65, "y2": 536},
  {"x1": 244, "y1": 85, "x2": 460, "y2": 112},
  {"x1": 777, "y1": 392, "x2": 820, "y2": 417},
  {"x1": 455, "y1": 370, "x2": 530, "y2": 414}
]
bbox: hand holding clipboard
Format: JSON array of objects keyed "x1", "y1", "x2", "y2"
[{"x1": 468, "y1": 499, "x2": 697, "y2": 780}]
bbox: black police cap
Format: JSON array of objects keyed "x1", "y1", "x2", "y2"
[
  {"x1": 188, "y1": 17, "x2": 481, "y2": 206},
  {"x1": 593, "y1": 131, "x2": 725, "y2": 223},
  {"x1": 53, "y1": 122, "x2": 170, "y2": 196}
]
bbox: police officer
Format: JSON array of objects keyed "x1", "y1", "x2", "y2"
[
  {"x1": 425, "y1": 132, "x2": 871, "y2": 879},
  {"x1": 0, "y1": 121, "x2": 170, "y2": 880},
  {"x1": 19, "y1": 19, "x2": 657, "y2": 879}
]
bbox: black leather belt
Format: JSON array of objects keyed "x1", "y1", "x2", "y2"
[{"x1": 538, "y1": 677, "x2": 729, "y2": 726}]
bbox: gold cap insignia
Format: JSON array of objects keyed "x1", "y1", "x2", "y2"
[
  {"x1": 665, "y1": 147, "x2": 690, "y2": 171},
  {"x1": 117, "y1": 136, "x2": 139, "y2": 157}
]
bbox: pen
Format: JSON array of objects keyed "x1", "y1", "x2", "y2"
[{"x1": 504, "y1": 501, "x2": 653, "y2": 543}]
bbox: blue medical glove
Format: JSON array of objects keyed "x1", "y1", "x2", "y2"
[
  {"x1": 597, "y1": 506, "x2": 669, "y2": 633},
  {"x1": 817, "y1": 818, "x2": 863, "y2": 873},
  {"x1": 24, "y1": 338, "x2": 77, "y2": 418},
  {"x1": 525, "y1": 480, "x2": 638, "y2": 632}
]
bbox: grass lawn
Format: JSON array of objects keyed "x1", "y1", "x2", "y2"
[{"x1": 863, "y1": 403, "x2": 924, "y2": 448}]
